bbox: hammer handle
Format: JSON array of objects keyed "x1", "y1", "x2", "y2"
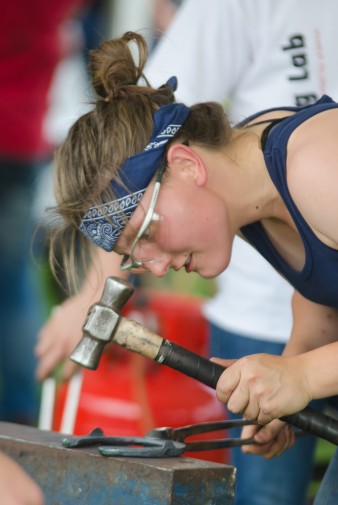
[
  {"x1": 156, "y1": 339, "x2": 223, "y2": 389},
  {"x1": 157, "y1": 339, "x2": 338, "y2": 445}
]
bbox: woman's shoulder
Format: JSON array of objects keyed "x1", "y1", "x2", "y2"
[
  {"x1": 288, "y1": 106, "x2": 338, "y2": 168},
  {"x1": 243, "y1": 95, "x2": 338, "y2": 128},
  {"x1": 241, "y1": 109, "x2": 294, "y2": 128},
  {"x1": 287, "y1": 107, "x2": 338, "y2": 248}
]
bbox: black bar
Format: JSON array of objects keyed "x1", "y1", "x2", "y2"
[
  {"x1": 156, "y1": 339, "x2": 224, "y2": 388},
  {"x1": 156, "y1": 339, "x2": 338, "y2": 445}
]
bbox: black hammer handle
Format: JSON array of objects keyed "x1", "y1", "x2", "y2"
[{"x1": 156, "y1": 339, "x2": 338, "y2": 445}]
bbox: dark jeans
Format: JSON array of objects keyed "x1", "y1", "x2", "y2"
[
  {"x1": 314, "y1": 448, "x2": 338, "y2": 505},
  {"x1": 209, "y1": 322, "x2": 323, "y2": 505}
]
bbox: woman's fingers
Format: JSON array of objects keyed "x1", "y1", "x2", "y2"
[
  {"x1": 241, "y1": 420, "x2": 296, "y2": 458},
  {"x1": 215, "y1": 353, "x2": 311, "y2": 423}
]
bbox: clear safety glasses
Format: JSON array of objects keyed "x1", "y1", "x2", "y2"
[{"x1": 120, "y1": 158, "x2": 167, "y2": 273}]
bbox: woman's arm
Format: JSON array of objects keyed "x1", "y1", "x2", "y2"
[
  {"x1": 284, "y1": 291, "x2": 338, "y2": 400},
  {"x1": 215, "y1": 294, "x2": 338, "y2": 422},
  {"x1": 284, "y1": 291, "x2": 338, "y2": 355},
  {"x1": 213, "y1": 291, "x2": 338, "y2": 455}
]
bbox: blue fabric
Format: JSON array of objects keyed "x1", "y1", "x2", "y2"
[
  {"x1": 313, "y1": 448, "x2": 338, "y2": 505},
  {"x1": 241, "y1": 95, "x2": 338, "y2": 308},
  {"x1": 79, "y1": 100, "x2": 190, "y2": 251},
  {"x1": 0, "y1": 159, "x2": 46, "y2": 424},
  {"x1": 209, "y1": 323, "x2": 323, "y2": 505}
]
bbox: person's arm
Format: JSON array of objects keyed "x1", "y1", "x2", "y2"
[
  {"x1": 0, "y1": 451, "x2": 44, "y2": 505},
  {"x1": 224, "y1": 108, "x2": 338, "y2": 456},
  {"x1": 228, "y1": 341, "x2": 338, "y2": 458},
  {"x1": 35, "y1": 248, "x2": 128, "y2": 381},
  {"x1": 213, "y1": 293, "x2": 338, "y2": 455},
  {"x1": 216, "y1": 336, "x2": 338, "y2": 414},
  {"x1": 284, "y1": 291, "x2": 338, "y2": 355}
]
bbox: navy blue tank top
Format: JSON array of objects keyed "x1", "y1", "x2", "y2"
[{"x1": 240, "y1": 95, "x2": 338, "y2": 308}]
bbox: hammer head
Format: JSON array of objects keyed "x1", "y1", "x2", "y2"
[{"x1": 70, "y1": 276, "x2": 134, "y2": 369}]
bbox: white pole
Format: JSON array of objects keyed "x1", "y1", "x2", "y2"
[
  {"x1": 38, "y1": 377, "x2": 57, "y2": 431},
  {"x1": 60, "y1": 372, "x2": 84, "y2": 435}
]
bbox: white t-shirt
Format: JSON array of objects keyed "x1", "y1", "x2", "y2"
[{"x1": 145, "y1": 0, "x2": 338, "y2": 342}]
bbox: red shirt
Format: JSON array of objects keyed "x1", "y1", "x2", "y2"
[{"x1": 0, "y1": 0, "x2": 84, "y2": 158}]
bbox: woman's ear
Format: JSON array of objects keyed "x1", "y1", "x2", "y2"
[{"x1": 166, "y1": 144, "x2": 207, "y2": 186}]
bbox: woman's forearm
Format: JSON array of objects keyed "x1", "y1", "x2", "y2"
[
  {"x1": 284, "y1": 291, "x2": 338, "y2": 356},
  {"x1": 299, "y1": 341, "x2": 338, "y2": 400}
]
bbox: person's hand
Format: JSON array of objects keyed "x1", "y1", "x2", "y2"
[
  {"x1": 35, "y1": 249, "x2": 128, "y2": 382},
  {"x1": 35, "y1": 295, "x2": 90, "y2": 381},
  {"x1": 241, "y1": 419, "x2": 296, "y2": 458},
  {"x1": 212, "y1": 354, "x2": 311, "y2": 424},
  {"x1": 0, "y1": 452, "x2": 45, "y2": 505}
]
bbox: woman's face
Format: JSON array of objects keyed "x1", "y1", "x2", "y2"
[{"x1": 115, "y1": 164, "x2": 233, "y2": 278}]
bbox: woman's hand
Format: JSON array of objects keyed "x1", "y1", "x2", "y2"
[
  {"x1": 241, "y1": 420, "x2": 296, "y2": 458},
  {"x1": 212, "y1": 354, "x2": 311, "y2": 424}
]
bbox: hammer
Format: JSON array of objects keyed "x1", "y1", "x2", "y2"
[{"x1": 70, "y1": 276, "x2": 338, "y2": 445}]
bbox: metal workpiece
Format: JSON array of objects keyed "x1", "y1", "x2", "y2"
[
  {"x1": 62, "y1": 427, "x2": 187, "y2": 458},
  {"x1": 0, "y1": 422, "x2": 236, "y2": 505}
]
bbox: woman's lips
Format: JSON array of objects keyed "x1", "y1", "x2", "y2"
[{"x1": 184, "y1": 254, "x2": 193, "y2": 272}]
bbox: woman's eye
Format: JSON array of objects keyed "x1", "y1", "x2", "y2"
[
  {"x1": 140, "y1": 220, "x2": 157, "y2": 242},
  {"x1": 141, "y1": 227, "x2": 151, "y2": 240}
]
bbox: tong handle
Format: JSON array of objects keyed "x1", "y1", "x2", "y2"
[
  {"x1": 156, "y1": 339, "x2": 338, "y2": 445},
  {"x1": 281, "y1": 407, "x2": 338, "y2": 444}
]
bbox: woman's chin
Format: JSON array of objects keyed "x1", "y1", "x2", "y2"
[{"x1": 197, "y1": 264, "x2": 225, "y2": 279}]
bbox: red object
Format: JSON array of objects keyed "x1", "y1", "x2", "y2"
[
  {"x1": 53, "y1": 290, "x2": 229, "y2": 463},
  {"x1": 0, "y1": 0, "x2": 86, "y2": 157}
]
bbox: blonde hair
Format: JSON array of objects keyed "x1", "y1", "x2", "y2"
[{"x1": 49, "y1": 31, "x2": 231, "y2": 292}]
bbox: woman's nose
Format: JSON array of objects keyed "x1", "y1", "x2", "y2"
[{"x1": 146, "y1": 256, "x2": 170, "y2": 277}]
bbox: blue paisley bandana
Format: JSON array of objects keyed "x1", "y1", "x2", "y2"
[{"x1": 79, "y1": 90, "x2": 190, "y2": 252}]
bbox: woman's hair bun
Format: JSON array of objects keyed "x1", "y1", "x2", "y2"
[{"x1": 89, "y1": 31, "x2": 149, "y2": 101}]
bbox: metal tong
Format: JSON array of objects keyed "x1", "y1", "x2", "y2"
[{"x1": 61, "y1": 419, "x2": 267, "y2": 458}]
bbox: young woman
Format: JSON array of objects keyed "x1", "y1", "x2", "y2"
[{"x1": 50, "y1": 32, "x2": 338, "y2": 504}]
